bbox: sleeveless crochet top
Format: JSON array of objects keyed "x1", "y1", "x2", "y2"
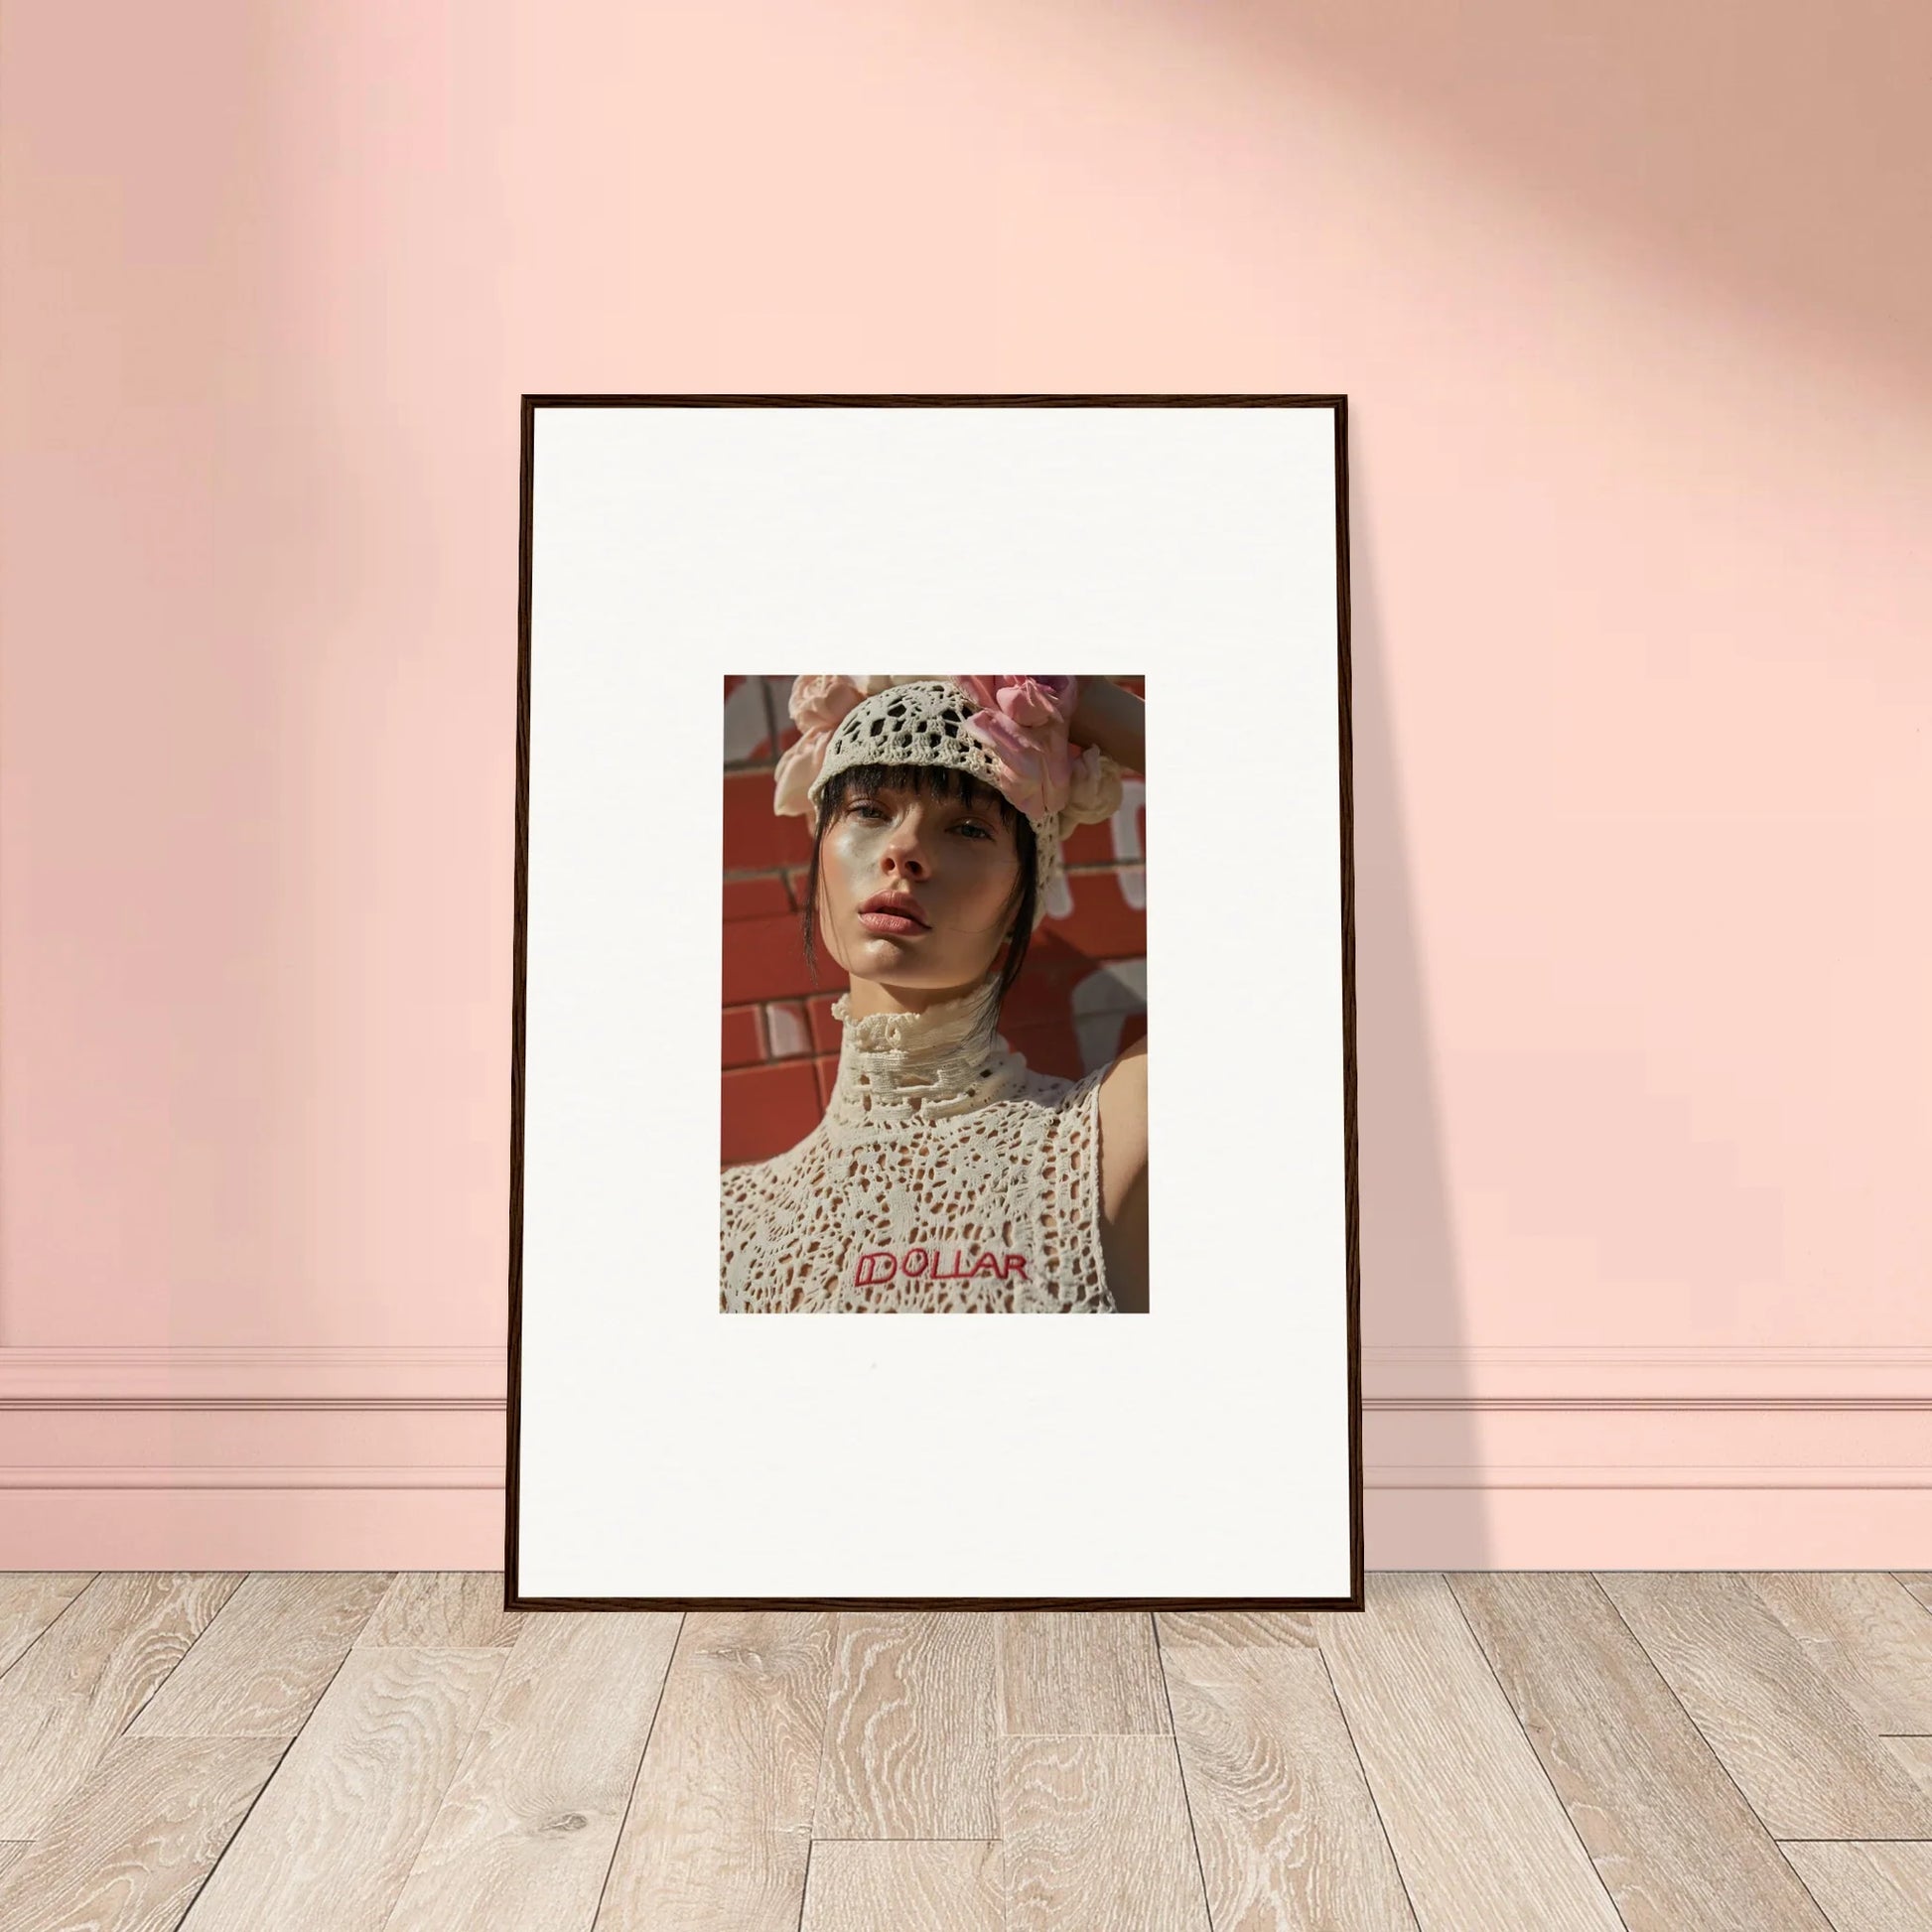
[{"x1": 720, "y1": 984, "x2": 1116, "y2": 1312}]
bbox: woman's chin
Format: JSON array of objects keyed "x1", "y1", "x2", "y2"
[
  {"x1": 845, "y1": 941, "x2": 971, "y2": 976},
  {"x1": 847, "y1": 933, "x2": 921, "y2": 966}
]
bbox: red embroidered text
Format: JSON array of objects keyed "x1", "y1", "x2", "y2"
[{"x1": 852, "y1": 1249, "x2": 1030, "y2": 1289}]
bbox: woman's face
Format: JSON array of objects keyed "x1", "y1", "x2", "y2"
[{"x1": 816, "y1": 777, "x2": 1022, "y2": 995}]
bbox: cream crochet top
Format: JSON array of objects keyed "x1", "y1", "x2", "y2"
[{"x1": 720, "y1": 983, "x2": 1116, "y2": 1312}]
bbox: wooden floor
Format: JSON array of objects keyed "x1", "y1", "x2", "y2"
[{"x1": 0, "y1": 1573, "x2": 1929, "y2": 1928}]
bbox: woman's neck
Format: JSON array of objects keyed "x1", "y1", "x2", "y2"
[
  {"x1": 821, "y1": 974, "x2": 1015, "y2": 1128},
  {"x1": 838, "y1": 972, "x2": 999, "y2": 1022}
]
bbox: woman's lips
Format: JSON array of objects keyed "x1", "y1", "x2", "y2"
[
  {"x1": 857, "y1": 892, "x2": 929, "y2": 930},
  {"x1": 857, "y1": 908, "x2": 928, "y2": 936}
]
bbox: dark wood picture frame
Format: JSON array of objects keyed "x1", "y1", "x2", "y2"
[{"x1": 504, "y1": 393, "x2": 1360, "y2": 1613}]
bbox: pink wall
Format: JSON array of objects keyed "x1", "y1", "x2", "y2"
[{"x1": 4, "y1": 0, "x2": 1928, "y2": 1567}]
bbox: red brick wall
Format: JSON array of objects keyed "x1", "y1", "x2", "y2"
[{"x1": 722, "y1": 675, "x2": 1148, "y2": 1164}]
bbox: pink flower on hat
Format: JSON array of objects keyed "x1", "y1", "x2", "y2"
[
  {"x1": 955, "y1": 676, "x2": 1081, "y2": 822},
  {"x1": 772, "y1": 674, "x2": 877, "y2": 817}
]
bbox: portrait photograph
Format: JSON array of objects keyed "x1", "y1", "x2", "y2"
[
  {"x1": 509, "y1": 394, "x2": 1358, "y2": 1607},
  {"x1": 719, "y1": 671, "x2": 1150, "y2": 1315}
]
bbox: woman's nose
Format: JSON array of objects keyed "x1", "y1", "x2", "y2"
[{"x1": 881, "y1": 828, "x2": 929, "y2": 878}]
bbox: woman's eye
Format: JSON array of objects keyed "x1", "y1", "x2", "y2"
[{"x1": 848, "y1": 800, "x2": 991, "y2": 839}]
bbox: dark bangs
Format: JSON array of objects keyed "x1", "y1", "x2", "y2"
[{"x1": 820, "y1": 759, "x2": 1024, "y2": 829}]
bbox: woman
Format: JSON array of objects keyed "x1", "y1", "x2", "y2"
[{"x1": 720, "y1": 674, "x2": 1149, "y2": 1313}]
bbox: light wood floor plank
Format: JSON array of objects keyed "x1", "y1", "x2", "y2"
[
  {"x1": 12, "y1": 1568, "x2": 1930, "y2": 1929},
  {"x1": 1155, "y1": 1610, "x2": 1316, "y2": 1649},
  {"x1": 0, "y1": 1573, "x2": 242, "y2": 1837},
  {"x1": 382, "y1": 1610, "x2": 680, "y2": 1932},
  {"x1": 813, "y1": 1612, "x2": 1000, "y2": 1838},
  {"x1": 128, "y1": 1572, "x2": 392, "y2": 1738},
  {"x1": 1598, "y1": 1573, "x2": 1932, "y2": 1839},
  {"x1": 1001, "y1": 1733, "x2": 1211, "y2": 1932},
  {"x1": 1779, "y1": 1842, "x2": 1932, "y2": 1932},
  {"x1": 1890, "y1": 1575, "x2": 1932, "y2": 1615},
  {"x1": 1880, "y1": 1735, "x2": 1932, "y2": 1794},
  {"x1": 359, "y1": 1572, "x2": 523, "y2": 1648},
  {"x1": 1161, "y1": 1637, "x2": 1418, "y2": 1929},
  {"x1": 0, "y1": 1574, "x2": 95, "y2": 1676},
  {"x1": 1746, "y1": 1574, "x2": 1932, "y2": 1735},
  {"x1": 597, "y1": 1610, "x2": 831, "y2": 1932},
  {"x1": 0, "y1": 1733, "x2": 285, "y2": 1932},
  {"x1": 1451, "y1": 1573, "x2": 1832, "y2": 1930},
  {"x1": 175, "y1": 1645, "x2": 505, "y2": 1931},
  {"x1": 799, "y1": 1839, "x2": 1003, "y2": 1931},
  {"x1": 1001, "y1": 1610, "x2": 1169, "y2": 1735},
  {"x1": 1315, "y1": 1574, "x2": 1623, "y2": 1930}
]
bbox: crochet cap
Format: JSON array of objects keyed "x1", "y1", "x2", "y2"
[{"x1": 792, "y1": 677, "x2": 1123, "y2": 930}]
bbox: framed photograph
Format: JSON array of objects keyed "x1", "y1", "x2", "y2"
[{"x1": 508, "y1": 394, "x2": 1359, "y2": 1608}]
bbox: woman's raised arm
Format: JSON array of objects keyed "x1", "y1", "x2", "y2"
[{"x1": 1068, "y1": 677, "x2": 1145, "y2": 777}]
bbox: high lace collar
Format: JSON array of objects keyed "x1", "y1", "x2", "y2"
[{"x1": 822, "y1": 980, "x2": 1024, "y2": 1129}]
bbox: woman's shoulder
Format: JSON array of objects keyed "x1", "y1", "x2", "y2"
[
  {"x1": 1098, "y1": 1032, "x2": 1147, "y2": 1093},
  {"x1": 1011, "y1": 1033, "x2": 1144, "y2": 1117},
  {"x1": 1094, "y1": 1032, "x2": 1148, "y2": 1151}
]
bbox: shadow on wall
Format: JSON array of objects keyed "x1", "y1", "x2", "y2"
[
  {"x1": 1125, "y1": 0, "x2": 1932, "y2": 402},
  {"x1": 1342, "y1": 444, "x2": 1492, "y2": 1569}
]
